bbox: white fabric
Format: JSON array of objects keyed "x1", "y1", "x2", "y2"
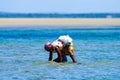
[{"x1": 58, "y1": 35, "x2": 72, "y2": 44}]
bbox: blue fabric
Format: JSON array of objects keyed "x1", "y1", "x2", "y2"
[{"x1": 62, "y1": 55, "x2": 67, "y2": 62}]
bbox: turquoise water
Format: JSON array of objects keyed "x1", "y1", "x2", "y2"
[{"x1": 0, "y1": 26, "x2": 120, "y2": 80}]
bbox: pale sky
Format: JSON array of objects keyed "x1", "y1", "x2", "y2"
[{"x1": 0, "y1": 0, "x2": 120, "y2": 13}]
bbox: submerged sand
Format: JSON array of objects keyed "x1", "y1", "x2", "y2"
[{"x1": 0, "y1": 18, "x2": 120, "y2": 26}]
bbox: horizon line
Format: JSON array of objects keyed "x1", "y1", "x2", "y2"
[{"x1": 0, "y1": 11, "x2": 120, "y2": 14}]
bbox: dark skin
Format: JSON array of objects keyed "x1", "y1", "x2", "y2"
[
  {"x1": 68, "y1": 48, "x2": 77, "y2": 63},
  {"x1": 70, "y1": 55, "x2": 77, "y2": 63},
  {"x1": 48, "y1": 46, "x2": 62, "y2": 62},
  {"x1": 48, "y1": 46, "x2": 76, "y2": 63}
]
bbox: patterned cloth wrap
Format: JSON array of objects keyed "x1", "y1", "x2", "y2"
[{"x1": 57, "y1": 35, "x2": 74, "y2": 56}]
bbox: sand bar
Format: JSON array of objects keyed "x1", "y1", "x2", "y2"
[{"x1": 0, "y1": 18, "x2": 120, "y2": 26}]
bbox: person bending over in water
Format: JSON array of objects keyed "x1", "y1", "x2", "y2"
[{"x1": 44, "y1": 35, "x2": 77, "y2": 63}]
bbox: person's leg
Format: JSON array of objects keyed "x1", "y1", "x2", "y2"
[
  {"x1": 53, "y1": 56, "x2": 67, "y2": 62},
  {"x1": 62, "y1": 55, "x2": 67, "y2": 62},
  {"x1": 53, "y1": 58, "x2": 59, "y2": 62}
]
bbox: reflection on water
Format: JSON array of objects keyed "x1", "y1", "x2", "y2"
[{"x1": 0, "y1": 26, "x2": 120, "y2": 80}]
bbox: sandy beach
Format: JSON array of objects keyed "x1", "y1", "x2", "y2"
[{"x1": 0, "y1": 18, "x2": 120, "y2": 26}]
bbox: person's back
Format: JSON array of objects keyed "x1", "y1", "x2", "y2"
[{"x1": 57, "y1": 35, "x2": 72, "y2": 44}]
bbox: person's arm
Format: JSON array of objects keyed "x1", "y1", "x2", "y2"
[
  {"x1": 70, "y1": 55, "x2": 77, "y2": 63},
  {"x1": 55, "y1": 46, "x2": 62, "y2": 62},
  {"x1": 68, "y1": 46, "x2": 77, "y2": 63},
  {"x1": 49, "y1": 51, "x2": 53, "y2": 61}
]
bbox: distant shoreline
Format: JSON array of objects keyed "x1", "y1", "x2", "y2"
[
  {"x1": 0, "y1": 18, "x2": 120, "y2": 26},
  {"x1": 0, "y1": 13, "x2": 120, "y2": 18}
]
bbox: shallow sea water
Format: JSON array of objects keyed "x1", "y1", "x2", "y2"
[{"x1": 0, "y1": 26, "x2": 120, "y2": 80}]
